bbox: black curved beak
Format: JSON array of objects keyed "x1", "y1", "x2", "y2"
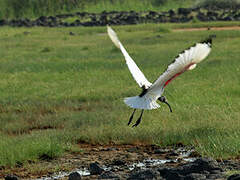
[{"x1": 163, "y1": 101, "x2": 173, "y2": 113}]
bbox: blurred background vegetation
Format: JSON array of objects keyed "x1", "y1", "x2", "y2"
[{"x1": 0, "y1": 0, "x2": 240, "y2": 19}]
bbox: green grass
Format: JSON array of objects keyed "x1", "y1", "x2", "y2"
[
  {"x1": 0, "y1": 23, "x2": 240, "y2": 168},
  {"x1": 168, "y1": 21, "x2": 240, "y2": 29},
  {"x1": 80, "y1": 0, "x2": 194, "y2": 13}
]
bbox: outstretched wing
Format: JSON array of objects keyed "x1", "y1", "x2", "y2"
[
  {"x1": 146, "y1": 38, "x2": 213, "y2": 96},
  {"x1": 107, "y1": 26, "x2": 152, "y2": 88}
]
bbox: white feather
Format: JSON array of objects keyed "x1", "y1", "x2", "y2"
[
  {"x1": 124, "y1": 95, "x2": 160, "y2": 110},
  {"x1": 147, "y1": 41, "x2": 212, "y2": 97},
  {"x1": 107, "y1": 26, "x2": 152, "y2": 88}
]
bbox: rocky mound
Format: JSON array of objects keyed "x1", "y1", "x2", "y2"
[
  {"x1": 4, "y1": 145, "x2": 240, "y2": 180},
  {"x1": 1, "y1": 7, "x2": 240, "y2": 27}
]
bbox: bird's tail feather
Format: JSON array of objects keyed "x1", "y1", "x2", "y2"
[{"x1": 124, "y1": 96, "x2": 160, "y2": 110}]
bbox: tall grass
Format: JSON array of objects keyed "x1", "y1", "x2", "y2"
[{"x1": 0, "y1": 131, "x2": 71, "y2": 166}]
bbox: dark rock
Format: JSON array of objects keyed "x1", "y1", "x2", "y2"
[
  {"x1": 128, "y1": 169, "x2": 161, "y2": 180},
  {"x1": 89, "y1": 162, "x2": 104, "y2": 175},
  {"x1": 62, "y1": 22, "x2": 70, "y2": 27},
  {"x1": 69, "y1": 172, "x2": 81, "y2": 180},
  {"x1": 74, "y1": 20, "x2": 82, "y2": 26},
  {"x1": 106, "y1": 147, "x2": 118, "y2": 151},
  {"x1": 38, "y1": 16, "x2": 48, "y2": 22},
  {"x1": 169, "y1": 150, "x2": 179, "y2": 156},
  {"x1": 207, "y1": 11, "x2": 218, "y2": 17},
  {"x1": 178, "y1": 8, "x2": 192, "y2": 15},
  {"x1": 48, "y1": 16, "x2": 57, "y2": 22},
  {"x1": 207, "y1": 173, "x2": 223, "y2": 179},
  {"x1": 69, "y1": 22, "x2": 77, "y2": 27},
  {"x1": 0, "y1": 19, "x2": 7, "y2": 26},
  {"x1": 197, "y1": 12, "x2": 208, "y2": 21},
  {"x1": 154, "y1": 149, "x2": 168, "y2": 154},
  {"x1": 5, "y1": 175, "x2": 19, "y2": 180},
  {"x1": 0, "y1": 8, "x2": 240, "y2": 28},
  {"x1": 168, "y1": 9, "x2": 175, "y2": 16},
  {"x1": 149, "y1": 11, "x2": 158, "y2": 16},
  {"x1": 210, "y1": 169, "x2": 223, "y2": 174},
  {"x1": 178, "y1": 158, "x2": 221, "y2": 175},
  {"x1": 228, "y1": 174, "x2": 240, "y2": 180},
  {"x1": 223, "y1": 16, "x2": 234, "y2": 21},
  {"x1": 21, "y1": 19, "x2": 32, "y2": 27},
  {"x1": 112, "y1": 159, "x2": 126, "y2": 166},
  {"x1": 158, "y1": 168, "x2": 183, "y2": 180},
  {"x1": 184, "y1": 173, "x2": 206, "y2": 180},
  {"x1": 158, "y1": 158, "x2": 224, "y2": 180},
  {"x1": 99, "y1": 171, "x2": 120, "y2": 179}
]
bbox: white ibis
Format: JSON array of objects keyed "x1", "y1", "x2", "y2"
[{"x1": 107, "y1": 26, "x2": 213, "y2": 127}]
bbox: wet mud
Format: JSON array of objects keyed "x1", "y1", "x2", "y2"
[{"x1": 3, "y1": 144, "x2": 240, "y2": 180}]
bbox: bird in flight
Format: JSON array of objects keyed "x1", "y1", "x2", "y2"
[{"x1": 107, "y1": 26, "x2": 213, "y2": 127}]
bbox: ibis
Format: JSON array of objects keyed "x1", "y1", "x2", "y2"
[{"x1": 107, "y1": 26, "x2": 213, "y2": 127}]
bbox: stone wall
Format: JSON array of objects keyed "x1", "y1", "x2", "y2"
[{"x1": 1, "y1": 7, "x2": 240, "y2": 27}]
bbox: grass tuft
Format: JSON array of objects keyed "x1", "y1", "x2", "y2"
[{"x1": 41, "y1": 47, "x2": 52, "y2": 53}]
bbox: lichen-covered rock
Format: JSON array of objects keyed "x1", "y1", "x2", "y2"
[
  {"x1": 89, "y1": 162, "x2": 104, "y2": 175},
  {"x1": 5, "y1": 175, "x2": 19, "y2": 180},
  {"x1": 69, "y1": 172, "x2": 81, "y2": 180}
]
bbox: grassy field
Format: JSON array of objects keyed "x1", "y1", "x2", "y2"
[{"x1": 0, "y1": 22, "x2": 240, "y2": 168}]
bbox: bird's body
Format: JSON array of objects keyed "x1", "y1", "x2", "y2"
[{"x1": 107, "y1": 26, "x2": 213, "y2": 127}]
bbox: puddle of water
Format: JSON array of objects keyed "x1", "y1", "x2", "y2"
[
  {"x1": 128, "y1": 159, "x2": 176, "y2": 171},
  {"x1": 37, "y1": 148, "x2": 198, "y2": 179},
  {"x1": 183, "y1": 158, "x2": 197, "y2": 162},
  {"x1": 35, "y1": 172, "x2": 68, "y2": 180},
  {"x1": 35, "y1": 168, "x2": 90, "y2": 180},
  {"x1": 77, "y1": 169, "x2": 90, "y2": 176},
  {"x1": 129, "y1": 158, "x2": 195, "y2": 171}
]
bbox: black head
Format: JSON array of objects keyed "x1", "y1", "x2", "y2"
[{"x1": 158, "y1": 96, "x2": 173, "y2": 113}]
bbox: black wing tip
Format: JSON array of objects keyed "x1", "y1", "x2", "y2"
[{"x1": 201, "y1": 34, "x2": 216, "y2": 47}]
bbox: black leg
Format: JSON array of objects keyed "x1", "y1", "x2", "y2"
[
  {"x1": 132, "y1": 109, "x2": 144, "y2": 127},
  {"x1": 128, "y1": 109, "x2": 136, "y2": 126}
]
